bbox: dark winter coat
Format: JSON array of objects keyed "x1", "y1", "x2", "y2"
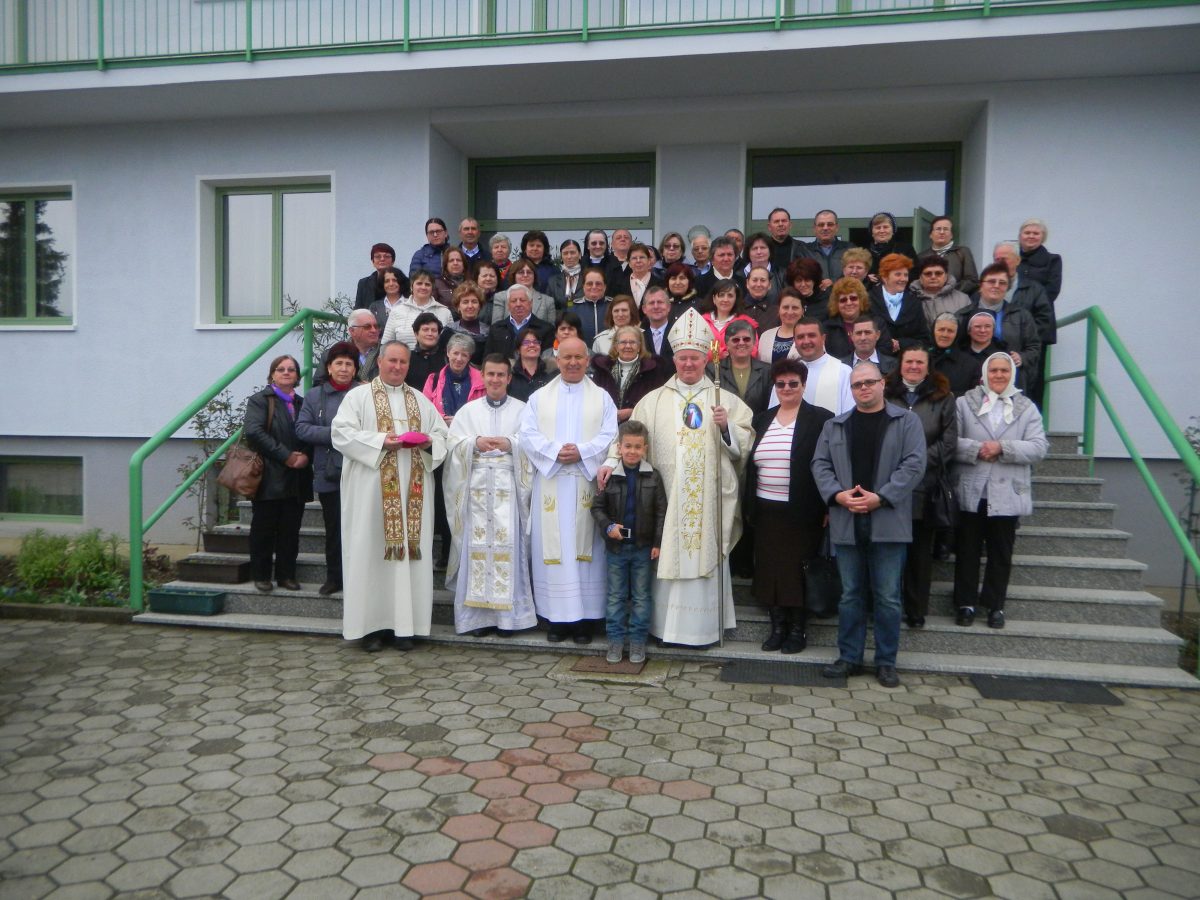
[
  {"x1": 745, "y1": 401, "x2": 833, "y2": 528},
  {"x1": 590, "y1": 355, "x2": 671, "y2": 412},
  {"x1": 868, "y1": 285, "x2": 932, "y2": 350},
  {"x1": 884, "y1": 372, "x2": 957, "y2": 519},
  {"x1": 242, "y1": 387, "x2": 313, "y2": 502},
  {"x1": 1018, "y1": 244, "x2": 1062, "y2": 303},
  {"x1": 294, "y1": 381, "x2": 352, "y2": 494}
]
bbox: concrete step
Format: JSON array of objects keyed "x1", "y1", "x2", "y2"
[
  {"x1": 932, "y1": 554, "x2": 1145, "y2": 590},
  {"x1": 1031, "y1": 476, "x2": 1105, "y2": 502},
  {"x1": 175, "y1": 555, "x2": 250, "y2": 584},
  {"x1": 206, "y1": 524, "x2": 326, "y2": 556},
  {"x1": 1012, "y1": 526, "x2": 1130, "y2": 559},
  {"x1": 129, "y1": 615, "x2": 1197, "y2": 689},
  {"x1": 925, "y1": 582, "x2": 1163, "y2": 627},
  {"x1": 152, "y1": 580, "x2": 1177, "y2": 668},
  {"x1": 1035, "y1": 454, "x2": 1092, "y2": 477},
  {"x1": 1046, "y1": 432, "x2": 1081, "y2": 455},
  {"x1": 1027, "y1": 501, "x2": 1117, "y2": 529},
  {"x1": 237, "y1": 500, "x2": 325, "y2": 529}
]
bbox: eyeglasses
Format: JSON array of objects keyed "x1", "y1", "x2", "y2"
[
  {"x1": 774, "y1": 380, "x2": 802, "y2": 389},
  {"x1": 274, "y1": 366, "x2": 298, "y2": 374},
  {"x1": 426, "y1": 227, "x2": 446, "y2": 236},
  {"x1": 851, "y1": 378, "x2": 882, "y2": 390},
  {"x1": 727, "y1": 336, "x2": 753, "y2": 345},
  {"x1": 520, "y1": 340, "x2": 542, "y2": 348},
  {"x1": 981, "y1": 278, "x2": 1009, "y2": 286},
  {"x1": 350, "y1": 323, "x2": 379, "y2": 330},
  {"x1": 371, "y1": 253, "x2": 393, "y2": 261}
]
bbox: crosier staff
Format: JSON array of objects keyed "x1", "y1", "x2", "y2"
[{"x1": 710, "y1": 339, "x2": 726, "y2": 647}]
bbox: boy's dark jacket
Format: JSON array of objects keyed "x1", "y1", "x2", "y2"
[{"x1": 591, "y1": 460, "x2": 668, "y2": 553}]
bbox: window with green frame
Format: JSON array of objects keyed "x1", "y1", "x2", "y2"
[
  {"x1": 746, "y1": 145, "x2": 960, "y2": 251},
  {"x1": 0, "y1": 456, "x2": 83, "y2": 520},
  {"x1": 215, "y1": 182, "x2": 331, "y2": 322},
  {"x1": 0, "y1": 189, "x2": 74, "y2": 325},
  {"x1": 470, "y1": 155, "x2": 655, "y2": 258}
]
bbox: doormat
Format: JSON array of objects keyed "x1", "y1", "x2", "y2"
[
  {"x1": 720, "y1": 659, "x2": 840, "y2": 687},
  {"x1": 547, "y1": 655, "x2": 674, "y2": 686},
  {"x1": 969, "y1": 675, "x2": 1122, "y2": 705}
]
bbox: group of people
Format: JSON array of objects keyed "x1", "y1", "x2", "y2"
[{"x1": 239, "y1": 209, "x2": 1057, "y2": 684}]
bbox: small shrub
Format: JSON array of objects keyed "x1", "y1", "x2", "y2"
[
  {"x1": 64, "y1": 530, "x2": 124, "y2": 592},
  {"x1": 15, "y1": 530, "x2": 70, "y2": 590}
]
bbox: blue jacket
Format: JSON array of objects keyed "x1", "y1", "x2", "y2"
[
  {"x1": 409, "y1": 242, "x2": 445, "y2": 277},
  {"x1": 811, "y1": 403, "x2": 926, "y2": 545}
]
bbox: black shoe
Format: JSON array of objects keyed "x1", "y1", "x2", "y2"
[
  {"x1": 572, "y1": 622, "x2": 593, "y2": 646},
  {"x1": 780, "y1": 617, "x2": 807, "y2": 655},
  {"x1": 547, "y1": 624, "x2": 567, "y2": 643},
  {"x1": 394, "y1": 636, "x2": 415, "y2": 652},
  {"x1": 822, "y1": 659, "x2": 862, "y2": 679},
  {"x1": 761, "y1": 608, "x2": 787, "y2": 652},
  {"x1": 987, "y1": 609, "x2": 1006, "y2": 629},
  {"x1": 876, "y1": 665, "x2": 900, "y2": 688},
  {"x1": 254, "y1": 580, "x2": 273, "y2": 593},
  {"x1": 495, "y1": 629, "x2": 513, "y2": 638},
  {"x1": 906, "y1": 616, "x2": 925, "y2": 629},
  {"x1": 361, "y1": 632, "x2": 386, "y2": 653},
  {"x1": 932, "y1": 542, "x2": 952, "y2": 562},
  {"x1": 468, "y1": 627, "x2": 495, "y2": 637},
  {"x1": 277, "y1": 578, "x2": 301, "y2": 591},
  {"x1": 956, "y1": 606, "x2": 975, "y2": 627},
  {"x1": 318, "y1": 581, "x2": 342, "y2": 596}
]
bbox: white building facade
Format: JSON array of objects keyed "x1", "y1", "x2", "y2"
[{"x1": 0, "y1": 1, "x2": 1197, "y2": 579}]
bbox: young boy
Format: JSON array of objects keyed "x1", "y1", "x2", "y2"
[{"x1": 591, "y1": 420, "x2": 668, "y2": 664}]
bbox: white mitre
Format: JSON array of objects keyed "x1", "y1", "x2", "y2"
[{"x1": 668, "y1": 307, "x2": 715, "y2": 355}]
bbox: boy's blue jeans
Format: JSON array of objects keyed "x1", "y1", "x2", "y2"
[{"x1": 605, "y1": 542, "x2": 653, "y2": 644}]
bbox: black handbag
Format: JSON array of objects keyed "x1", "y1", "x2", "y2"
[
  {"x1": 926, "y1": 471, "x2": 959, "y2": 529},
  {"x1": 802, "y1": 529, "x2": 842, "y2": 619}
]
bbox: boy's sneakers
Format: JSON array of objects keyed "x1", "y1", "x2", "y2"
[
  {"x1": 629, "y1": 642, "x2": 646, "y2": 665},
  {"x1": 606, "y1": 641, "x2": 623, "y2": 664}
]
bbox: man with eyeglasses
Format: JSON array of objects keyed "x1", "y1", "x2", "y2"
[
  {"x1": 409, "y1": 217, "x2": 450, "y2": 278},
  {"x1": 348, "y1": 309, "x2": 383, "y2": 383},
  {"x1": 812, "y1": 362, "x2": 926, "y2": 689}
]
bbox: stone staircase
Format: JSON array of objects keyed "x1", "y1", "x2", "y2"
[{"x1": 135, "y1": 432, "x2": 1197, "y2": 688}]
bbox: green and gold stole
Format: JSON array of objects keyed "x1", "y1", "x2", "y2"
[{"x1": 371, "y1": 378, "x2": 425, "y2": 560}]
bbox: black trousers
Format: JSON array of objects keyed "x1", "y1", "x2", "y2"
[
  {"x1": 953, "y1": 500, "x2": 1018, "y2": 612},
  {"x1": 903, "y1": 518, "x2": 937, "y2": 619},
  {"x1": 318, "y1": 490, "x2": 342, "y2": 585},
  {"x1": 433, "y1": 469, "x2": 451, "y2": 564},
  {"x1": 249, "y1": 498, "x2": 305, "y2": 582}
]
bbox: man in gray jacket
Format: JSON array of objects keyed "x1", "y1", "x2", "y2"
[{"x1": 812, "y1": 363, "x2": 926, "y2": 688}]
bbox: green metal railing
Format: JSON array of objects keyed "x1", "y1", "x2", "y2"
[
  {"x1": 127, "y1": 308, "x2": 344, "y2": 612},
  {"x1": 2, "y1": 0, "x2": 1193, "y2": 73},
  {"x1": 1045, "y1": 306, "x2": 1200, "y2": 589}
]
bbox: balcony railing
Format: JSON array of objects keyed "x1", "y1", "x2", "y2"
[{"x1": 0, "y1": 0, "x2": 1183, "y2": 73}]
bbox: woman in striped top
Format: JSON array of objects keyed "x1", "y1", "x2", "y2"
[{"x1": 744, "y1": 358, "x2": 835, "y2": 655}]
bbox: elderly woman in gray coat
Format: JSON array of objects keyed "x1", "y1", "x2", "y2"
[{"x1": 952, "y1": 352, "x2": 1048, "y2": 629}]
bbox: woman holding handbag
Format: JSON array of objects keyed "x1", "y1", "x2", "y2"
[
  {"x1": 744, "y1": 358, "x2": 833, "y2": 654},
  {"x1": 885, "y1": 346, "x2": 957, "y2": 628},
  {"x1": 242, "y1": 355, "x2": 313, "y2": 593}
]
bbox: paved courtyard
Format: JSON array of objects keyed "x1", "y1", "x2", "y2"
[{"x1": 0, "y1": 620, "x2": 1197, "y2": 899}]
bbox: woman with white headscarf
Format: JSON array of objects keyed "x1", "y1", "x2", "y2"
[{"x1": 951, "y1": 352, "x2": 1048, "y2": 629}]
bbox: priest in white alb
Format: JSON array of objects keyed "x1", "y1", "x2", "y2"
[
  {"x1": 780, "y1": 316, "x2": 854, "y2": 414},
  {"x1": 517, "y1": 337, "x2": 618, "y2": 644},
  {"x1": 601, "y1": 308, "x2": 754, "y2": 646},
  {"x1": 443, "y1": 353, "x2": 536, "y2": 637},
  {"x1": 332, "y1": 341, "x2": 449, "y2": 652}
]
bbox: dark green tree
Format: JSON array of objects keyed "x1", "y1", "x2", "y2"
[{"x1": 0, "y1": 200, "x2": 68, "y2": 318}]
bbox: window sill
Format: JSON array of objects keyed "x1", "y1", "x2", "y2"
[{"x1": 0, "y1": 322, "x2": 75, "y2": 331}]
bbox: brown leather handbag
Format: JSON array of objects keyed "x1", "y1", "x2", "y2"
[{"x1": 218, "y1": 397, "x2": 274, "y2": 498}]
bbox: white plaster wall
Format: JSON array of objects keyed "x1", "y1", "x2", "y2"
[
  {"x1": 980, "y1": 73, "x2": 1199, "y2": 458},
  {"x1": 428, "y1": 128, "x2": 467, "y2": 226},
  {"x1": 0, "y1": 112, "x2": 433, "y2": 440},
  {"x1": 656, "y1": 144, "x2": 746, "y2": 240}
]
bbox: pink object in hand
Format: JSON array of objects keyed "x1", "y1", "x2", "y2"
[{"x1": 397, "y1": 431, "x2": 428, "y2": 448}]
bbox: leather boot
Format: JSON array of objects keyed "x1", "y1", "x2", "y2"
[
  {"x1": 761, "y1": 608, "x2": 787, "y2": 652},
  {"x1": 781, "y1": 611, "x2": 808, "y2": 654}
]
